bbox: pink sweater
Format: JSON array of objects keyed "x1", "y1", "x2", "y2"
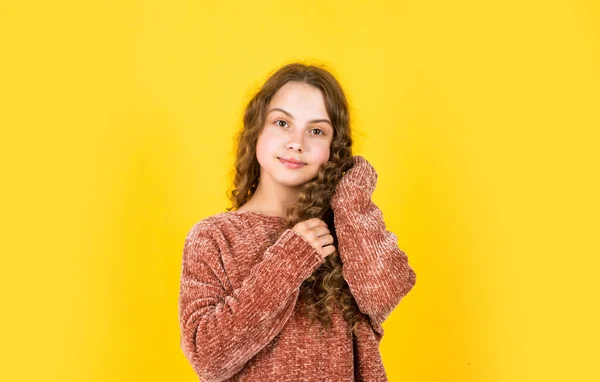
[{"x1": 178, "y1": 156, "x2": 417, "y2": 381}]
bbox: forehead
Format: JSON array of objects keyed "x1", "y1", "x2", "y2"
[{"x1": 269, "y1": 82, "x2": 329, "y2": 117}]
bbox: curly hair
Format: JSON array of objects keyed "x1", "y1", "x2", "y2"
[{"x1": 225, "y1": 61, "x2": 364, "y2": 338}]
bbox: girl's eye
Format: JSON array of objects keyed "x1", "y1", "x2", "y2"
[
  {"x1": 275, "y1": 120, "x2": 289, "y2": 128},
  {"x1": 275, "y1": 120, "x2": 325, "y2": 136}
]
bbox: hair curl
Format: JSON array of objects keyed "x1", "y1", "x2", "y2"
[{"x1": 226, "y1": 61, "x2": 363, "y2": 338}]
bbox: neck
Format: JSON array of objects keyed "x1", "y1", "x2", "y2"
[{"x1": 243, "y1": 173, "x2": 301, "y2": 218}]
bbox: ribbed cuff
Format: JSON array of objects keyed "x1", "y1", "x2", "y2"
[
  {"x1": 263, "y1": 228, "x2": 325, "y2": 282},
  {"x1": 331, "y1": 156, "x2": 378, "y2": 208}
]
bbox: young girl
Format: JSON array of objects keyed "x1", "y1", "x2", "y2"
[{"x1": 178, "y1": 62, "x2": 417, "y2": 381}]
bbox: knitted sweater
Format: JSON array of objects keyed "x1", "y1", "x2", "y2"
[{"x1": 178, "y1": 156, "x2": 417, "y2": 381}]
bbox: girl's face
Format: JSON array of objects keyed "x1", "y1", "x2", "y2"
[{"x1": 256, "y1": 81, "x2": 334, "y2": 188}]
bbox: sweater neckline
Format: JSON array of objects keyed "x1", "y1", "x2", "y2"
[{"x1": 229, "y1": 210, "x2": 287, "y2": 222}]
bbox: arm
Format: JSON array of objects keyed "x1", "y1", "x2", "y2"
[
  {"x1": 331, "y1": 155, "x2": 417, "y2": 338},
  {"x1": 178, "y1": 219, "x2": 324, "y2": 382}
]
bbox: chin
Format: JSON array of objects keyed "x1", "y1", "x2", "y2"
[
  {"x1": 276, "y1": 176, "x2": 310, "y2": 188},
  {"x1": 276, "y1": 171, "x2": 315, "y2": 187}
]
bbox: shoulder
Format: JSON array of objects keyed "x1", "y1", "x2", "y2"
[
  {"x1": 181, "y1": 212, "x2": 248, "y2": 264},
  {"x1": 183, "y1": 211, "x2": 250, "y2": 244}
]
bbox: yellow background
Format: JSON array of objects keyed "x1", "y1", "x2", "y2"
[{"x1": 2, "y1": 1, "x2": 599, "y2": 381}]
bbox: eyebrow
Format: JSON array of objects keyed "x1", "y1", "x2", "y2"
[{"x1": 267, "y1": 108, "x2": 333, "y2": 127}]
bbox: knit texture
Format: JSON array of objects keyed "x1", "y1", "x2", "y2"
[{"x1": 178, "y1": 155, "x2": 417, "y2": 381}]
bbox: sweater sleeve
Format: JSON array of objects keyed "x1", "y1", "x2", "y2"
[
  {"x1": 178, "y1": 219, "x2": 324, "y2": 382},
  {"x1": 331, "y1": 155, "x2": 417, "y2": 339}
]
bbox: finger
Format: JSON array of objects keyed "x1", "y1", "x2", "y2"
[
  {"x1": 322, "y1": 245, "x2": 336, "y2": 258},
  {"x1": 303, "y1": 218, "x2": 327, "y2": 229},
  {"x1": 320, "y1": 234, "x2": 334, "y2": 247},
  {"x1": 312, "y1": 231, "x2": 331, "y2": 244},
  {"x1": 314, "y1": 234, "x2": 332, "y2": 248},
  {"x1": 313, "y1": 225, "x2": 330, "y2": 237}
]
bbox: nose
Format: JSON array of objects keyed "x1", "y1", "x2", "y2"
[{"x1": 286, "y1": 131, "x2": 304, "y2": 152}]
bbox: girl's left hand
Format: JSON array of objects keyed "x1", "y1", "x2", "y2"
[{"x1": 331, "y1": 155, "x2": 378, "y2": 206}]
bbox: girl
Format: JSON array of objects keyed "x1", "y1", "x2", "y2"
[{"x1": 178, "y1": 62, "x2": 416, "y2": 381}]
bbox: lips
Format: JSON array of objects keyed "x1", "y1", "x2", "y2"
[
  {"x1": 279, "y1": 157, "x2": 305, "y2": 164},
  {"x1": 278, "y1": 157, "x2": 306, "y2": 169}
]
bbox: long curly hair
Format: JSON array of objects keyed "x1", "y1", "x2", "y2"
[{"x1": 225, "y1": 61, "x2": 364, "y2": 338}]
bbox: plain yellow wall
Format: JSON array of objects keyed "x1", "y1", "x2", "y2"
[{"x1": 2, "y1": 1, "x2": 599, "y2": 381}]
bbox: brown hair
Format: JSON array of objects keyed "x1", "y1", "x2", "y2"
[{"x1": 226, "y1": 61, "x2": 362, "y2": 338}]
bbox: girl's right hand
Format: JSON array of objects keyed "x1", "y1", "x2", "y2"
[{"x1": 292, "y1": 218, "x2": 336, "y2": 260}]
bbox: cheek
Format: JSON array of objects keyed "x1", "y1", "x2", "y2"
[
  {"x1": 255, "y1": 129, "x2": 280, "y2": 160},
  {"x1": 310, "y1": 141, "x2": 331, "y2": 164}
]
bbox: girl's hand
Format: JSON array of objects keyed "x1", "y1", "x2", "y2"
[
  {"x1": 292, "y1": 218, "x2": 336, "y2": 260},
  {"x1": 331, "y1": 155, "x2": 378, "y2": 208}
]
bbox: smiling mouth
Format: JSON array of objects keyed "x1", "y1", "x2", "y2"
[{"x1": 278, "y1": 157, "x2": 306, "y2": 168}]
